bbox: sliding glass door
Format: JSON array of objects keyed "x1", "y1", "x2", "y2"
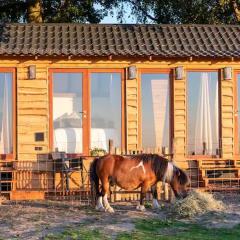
[
  {"x1": 51, "y1": 71, "x2": 86, "y2": 154},
  {"x1": 237, "y1": 73, "x2": 240, "y2": 154},
  {"x1": 50, "y1": 69, "x2": 123, "y2": 154},
  {"x1": 90, "y1": 72, "x2": 122, "y2": 151},
  {"x1": 0, "y1": 72, "x2": 13, "y2": 155},
  {"x1": 187, "y1": 71, "x2": 219, "y2": 155},
  {"x1": 141, "y1": 72, "x2": 170, "y2": 151}
]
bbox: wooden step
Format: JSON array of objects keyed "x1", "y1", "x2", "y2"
[
  {"x1": 10, "y1": 190, "x2": 45, "y2": 200},
  {"x1": 205, "y1": 177, "x2": 240, "y2": 181},
  {"x1": 206, "y1": 186, "x2": 240, "y2": 191},
  {"x1": 199, "y1": 164, "x2": 234, "y2": 167},
  {"x1": 0, "y1": 168, "x2": 15, "y2": 172},
  {"x1": 235, "y1": 160, "x2": 240, "y2": 167},
  {"x1": 202, "y1": 167, "x2": 239, "y2": 171}
]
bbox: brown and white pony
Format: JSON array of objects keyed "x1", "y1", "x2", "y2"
[{"x1": 90, "y1": 154, "x2": 189, "y2": 213}]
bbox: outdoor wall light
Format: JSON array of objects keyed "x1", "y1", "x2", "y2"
[
  {"x1": 128, "y1": 65, "x2": 137, "y2": 79},
  {"x1": 28, "y1": 65, "x2": 36, "y2": 79},
  {"x1": 175, "y1": 66, "x2": 184, "y2": 80},
  {"x1": 223, "y1": 67, "x2": 232, "y2": 80}
]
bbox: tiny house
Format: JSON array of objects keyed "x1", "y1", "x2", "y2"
[{"x1": 0, "y1": 23, "x2": 240, "y2": 197}]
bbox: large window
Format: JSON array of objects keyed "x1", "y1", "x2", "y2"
[
  {"x1": 0, "y1": 73, "x2": 13, "y2": 154},
  {"x1": 91, "y1": 73, "x2": 121, "y2": 150},
  {"x1": 237, "y1": 73, "x2": 240, "y2": 153},
  {"x1": 141, "y1": 73, "x2": 170, "y2": 150},
  {"x1": 187, "y1": 71, "x2": 219, "y2": 155},
  {"x1": 52, "y1": 73, "x2": 83, "y2": 153}
]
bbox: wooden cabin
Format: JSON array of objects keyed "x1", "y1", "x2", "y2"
[{"x1": 0, "y1": 23, "x2": 240, "y2": 199}]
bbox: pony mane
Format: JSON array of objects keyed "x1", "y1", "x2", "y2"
[
  {"x1": 174, "y1": 167, "x2": 190, "y2": 185},
  {"x1": 129, "y1": 154, "x2": 169, "y2": 180}
]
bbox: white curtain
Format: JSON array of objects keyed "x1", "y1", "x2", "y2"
[
  {"x1": 151, "y1": 79, "x2": 169, "y2": 148},
  {"x1": 0, "y1": 74, "x2": 12, "y2": 154},
  {"x1": 194, "y1": 73, "x2": 218, "y2": 155}
]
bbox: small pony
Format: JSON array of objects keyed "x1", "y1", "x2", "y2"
[{"x1": 90, "y1": 154, "x2": 189, "y2": 213}]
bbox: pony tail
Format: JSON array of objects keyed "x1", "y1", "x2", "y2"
[{"x1": 90, "y1": 158, "x2": 99, "y2": 205}]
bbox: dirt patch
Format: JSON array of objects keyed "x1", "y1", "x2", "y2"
[{"x1": 0, "y1": 193, "x2": 239, "y2": 239}]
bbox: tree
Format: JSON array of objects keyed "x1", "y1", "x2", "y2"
[
  {"x1": 0, "y1": 0, "x2": 239, "y2": 24},
  {"x1": 220, "y1": 0, "x2": 240, "y2": 22},
  {"x1": 111, "y1": 0, "x2": 240, "y2": 24},
  {"x1": 0, "y1": 0, "x2": 112, "y2": 23}
]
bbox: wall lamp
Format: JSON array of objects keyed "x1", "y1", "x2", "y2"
[
  {"x1": 175, "y1": 66, "x2": 184, "y2": 80},
  {"x1": 28, "y1": 65, "x2": 36, "y2": 79},
  {"x1": 128, "y1": 65, "x2": 137, "y2": 79},
  {"x1": 223, "y1": 67, "x2": 232, "y2": 80}
]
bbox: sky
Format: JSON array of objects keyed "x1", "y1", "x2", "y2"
[
  {"x1": 101, "y1": 10, "x2": 134, "y2": 24},
  {"x1": 96, "y1": 3, "x2": 137, "y2": 24}
]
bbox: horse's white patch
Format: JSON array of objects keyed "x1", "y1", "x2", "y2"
[
  {"x1": 130, "y1": 160, "x2": 146, "y2": 174},
  {"x1": 95, "y1": 196, "x2": 105, "y2": 211},
  {"x1": 103, "y1": 194, "x2": 114, "y2": 213},
  {"x1": 152, "y1": 198, "x2": 160, "y2": 209},
  {"x1": 163, "y1": 162, "x2": 174, "y2": 183}
]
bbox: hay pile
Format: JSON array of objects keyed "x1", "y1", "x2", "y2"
[{"x1": 170, "y1": 190, "x2": 225, "y2": 218}]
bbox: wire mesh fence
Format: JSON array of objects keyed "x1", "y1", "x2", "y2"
[{"x1": 0, "y1": 149, "x2": 239, "y2": 205}]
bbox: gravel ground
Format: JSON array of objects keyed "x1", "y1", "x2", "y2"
[{"x1": 0, "y1": 192, "x2": 239, "y2": 240}]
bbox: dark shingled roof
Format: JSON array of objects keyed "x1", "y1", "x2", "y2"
[{"x1": 0, "y1": 23, "x2": 240, "y2": 58}]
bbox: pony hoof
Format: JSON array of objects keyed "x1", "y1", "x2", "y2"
[
  {"x1": 105, "y1": 207, "x2": 115, "y2": 213},
  {"x1": 136, "y1": 205, "x2": 145, "y2": 211},
  {"x1": 95, "y1": 206, "x2": 105, "y2": 212},
  {"x1": 152, "y1": 199, "x2": 160, "y2": 209}
]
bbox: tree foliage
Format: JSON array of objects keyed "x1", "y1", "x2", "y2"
[
  {"x1": 0, "y1": 0, "x2": 239, "y2": 24},
  {"x1": 113, "y1": 0, "x2": 240, "y2": 24},
  {"x1": 0, "y1": 0, "x2": 111, "y2": 23}
]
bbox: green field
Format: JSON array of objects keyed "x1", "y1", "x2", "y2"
[{"x1": 45, "y1": 218, "x2": 240, "y2": 240}]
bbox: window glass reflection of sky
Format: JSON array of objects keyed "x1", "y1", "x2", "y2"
[
  {"x1": 91, "y1": 73, "x2": 121, "y2": 149},
  {"x1": 0, "y1": 73, "x2": 13, "y2": 153},
  {"x1": 187, "y1": 71, "x2": 219, "y2": 155},
  {"x1": 141, "y1": 73, "x2": 169, "y2": 149},
  {"x1": 238, "y1": 74, "x2": 240, "y2": 152}
]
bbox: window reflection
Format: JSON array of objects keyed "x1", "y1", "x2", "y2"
[
  {"x1": 187, "y1": 72, "x2": 219, "y2": 155},
  {"x1": 0, "y1": 73, "x2": 13, "y2": 154},
  {"x1": 53, "y1": 73, "x2": 83, "y2": 153},
  {"x1": 141, "y1": 73, "x2": 170, "y2": 150},
  {"x1": 238, "y1": 74, "x2": 240, "y2": 153},
  {"x1": 91, "y1": 73, "x2": 121, "y2": 150}
]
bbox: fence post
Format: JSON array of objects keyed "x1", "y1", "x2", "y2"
[{"x1": 109, "y1": 139, "x2": 114, "y2": 154}]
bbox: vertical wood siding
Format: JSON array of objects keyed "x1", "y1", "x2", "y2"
[
  {"x1": 173, "y1": 72, "x2": 186, "y2": 161},
  {"x1": 126, "y1": 77, "x2": 138, "y2": 150},
  {"x1": 221, "y1": 73, "x2": 234, "y2": 158},
  {"x1": 17, "y1": 65, "x2": 49, "y2": 161}
]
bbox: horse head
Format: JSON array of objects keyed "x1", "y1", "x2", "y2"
[{"x1": 169, "y1": 166, "x2": 190, "y2": 199}]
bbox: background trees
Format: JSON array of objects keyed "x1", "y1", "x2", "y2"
[
  {"x1": 113, "y1": 0, "x2": 240, "y2": 24},
  {"x1": 0, "y1": 0, "x2": 239, "y2": 24},
  {"x1": 0, "y1": 0, "x2": 110, "y2": 23}
]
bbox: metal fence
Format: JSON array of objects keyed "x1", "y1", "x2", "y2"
[{"x1": 0, "y1": 150, "x2": 239, "y2": 204}]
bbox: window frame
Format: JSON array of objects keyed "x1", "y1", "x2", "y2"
[
  {"x1": 49, "y1": 68, "x2": 126, "y2": 155},
  {"x1": 88, "y1": 69, "x2": 126, "y2": 152},
  {"x1": 49, "y1": 68, "x2": 89, "y2": 155},
  {"x1": 138, "y1": 68, "x2": 173, "y2": 153},
  {"x1": 186, "y1": 69, "x2": 221, "y2": 159},
  {"x1": 0, "y1": 68, "x2": 16, "y2": 160}
]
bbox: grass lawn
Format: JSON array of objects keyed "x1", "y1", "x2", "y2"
[{"x1": 44, "y1": 218, "x2": 240, "y2": 240}]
